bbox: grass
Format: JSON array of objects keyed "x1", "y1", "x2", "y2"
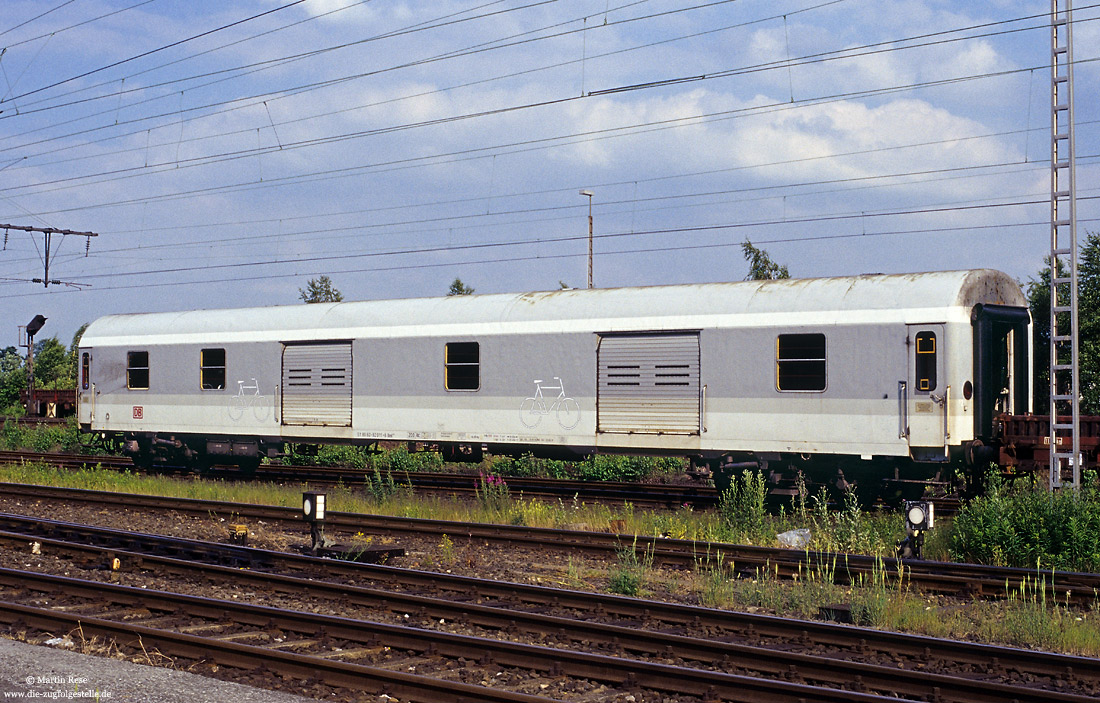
[
  {"x1": 0, "y1": 459, "x2": 922, "y2": 555},
  {"x1": 690, "y1": 556, "x2": 1100, "y2": 656}
]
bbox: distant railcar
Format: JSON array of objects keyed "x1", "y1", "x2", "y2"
[
  {"x1": 20, "y1": 388, "x2": 77, "y2": 418},
  {"x1": 77, "y1": 270, "x2": 1033, "y2": 500}
]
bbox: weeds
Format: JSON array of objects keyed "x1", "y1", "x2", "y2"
[
  {"x1": 476, "y1": 472, "x2": 510, "y2": 511},
  {"x1": 338, "y1": 531, "x2": 376, "y2": 562},
  {"x1": 718, "y1": 469, "x2": 767, "y2": 544},
  {"x1": 365, "y1": 466, "x2": 406, "y2": 502},
  {"x1": 438, "y1": 534, "x2": 456, "y2": 566},
  {"x1": 607, "y1": 536, "x2": 654, "y2": 597}
]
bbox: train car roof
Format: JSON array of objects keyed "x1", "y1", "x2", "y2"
[{"x1": 81, "y1": 269, "x2": 1027, "y2": 346}]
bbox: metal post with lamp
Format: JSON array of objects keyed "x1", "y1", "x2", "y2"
[
  {"x1": 896, "y1": 500, "x2": 934, "y2": 559},
  {"x1": 302, "y1": 490, "x2": 331, "y2": 553}
]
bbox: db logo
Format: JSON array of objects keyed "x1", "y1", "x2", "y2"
[{"x1": 133, "y1": 406, "x2": 144, "y2": 420}]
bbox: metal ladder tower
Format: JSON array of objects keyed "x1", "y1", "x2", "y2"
[{"x1": 1049, "y1": 0, "x2": 1081, "y2": 490}]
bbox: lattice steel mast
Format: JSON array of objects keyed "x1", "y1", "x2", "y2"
[{"x1": 1049, "y1": 0, "x2": 1081, "y2": 489}]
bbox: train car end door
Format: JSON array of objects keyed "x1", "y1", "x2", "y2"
[
  {"x1": 78, "y1": 349, "x2": 94, "y2": 425},
  {"x1": 905, "y1": 324, "x2": 948, "y2": 459}
]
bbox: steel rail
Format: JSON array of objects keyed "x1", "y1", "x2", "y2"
[
  {"x1": 0, "y1": 568, "x2": 904, "y2": 703},
  {"x1": 0, "y1": 449, "x2": 714, "y2": 508},
  {"x1": 0, "y1": 449, "x2": 964, "y2": 513},
  {"x1": 0, "y1": 601, "x2": 545, "y2": 703},
  {"x1": 0, "y1": 481, "x2": 1089, "y2": 604},
  {"x1": 0, "y1": 527, "x2": 1092, "y2": 701},
  {"x1": 0, "y1": 510, "x2": 1095, "y2": 692}
]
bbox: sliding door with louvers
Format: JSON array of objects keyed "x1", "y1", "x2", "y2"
[
  {"x1": 597, "y1": 332, "x2": 700, "y2": 434},
  {"x1": 281, "y1": 342, "x2": 353, "y2": 427}
]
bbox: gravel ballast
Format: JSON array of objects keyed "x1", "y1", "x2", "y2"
[{"x1": 0, "y1": 638, "x2": 323, "y2": 703}]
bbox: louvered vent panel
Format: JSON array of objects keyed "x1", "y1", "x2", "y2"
[
  {"x1": 598, "y1": 334, "x2": 699, "y2": 434},
  {"x1": 281, "y1": 343, "x2": 353, "y2": 427}
]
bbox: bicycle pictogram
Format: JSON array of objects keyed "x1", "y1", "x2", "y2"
[
  {"x1": 519, "y1": 377, "x2": 580, "y2": 430},
  {"x1": 229, "y1": 378, "x2": 270, "y2": 422}
]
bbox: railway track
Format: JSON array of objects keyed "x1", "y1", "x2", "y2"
[
  {"x1": 0, "y1": 415, "x2": 70, "y2": 428},
  {"x1": 0, "y1": 482, "x2": 1089, "y2": 605},
  {"x1": 0, "y1": 512, "x2": 1095, "y2": 702},
  {"x1": 0, "y1": 449, "x2": 963, "y2": 513},
  {"x1": 0, "y1": 449, "x2": 712, "y2": 508}
]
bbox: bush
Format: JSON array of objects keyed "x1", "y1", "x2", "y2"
[
  {"x1": 950, "y1": 471, "x2": 1100, "y2": 572},
  {"x1": 489, "y1": 453, "x2": 570, "y2": 479},
  {"x1": 576, "y1": 454, "x2": 683, "y2": 482},
  {"x1": 370, "y1": 445, "x2": 443, "y2": 473},
  {"x1": 1, "y1": 419, "x2": 87, "y2": 453}
]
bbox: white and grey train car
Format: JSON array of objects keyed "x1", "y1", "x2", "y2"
[{"x1": 77, "y1": 269, "x2": 1030, "y2": 496}]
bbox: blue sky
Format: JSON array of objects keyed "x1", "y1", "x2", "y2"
[{"x1": 0, "y1": 0, "x2": 1096, "y2": 344}]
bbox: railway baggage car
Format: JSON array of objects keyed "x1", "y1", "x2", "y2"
[{"x1": 77, "y1": 269, "x2": 1030, "y2": 498}]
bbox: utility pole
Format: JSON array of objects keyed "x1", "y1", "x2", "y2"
[
  {"x1": 1, "y1": 223, "x2": 97, "y2": 287},
  {"x1": 579, "y1": 190, "x2": 594, "y2": 288}
]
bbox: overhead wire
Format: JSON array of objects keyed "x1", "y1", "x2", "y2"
[
  {"x1": 0, "y1": 0, "x2": 1070, "y2": 168},
  {"x1": 28, "y1": 111, "x2": 1100, "y2": 242},
  {"x1": 0, "y1": 0, "x2": 160, "y2": 50},
  {"x1": 5, "y1": 0, "x2": 567, "y2": 118},
  {"x1": 2, "y1": 8, "x2": 1096, "y2": 204},
  {"x1": 42, "y1": 153, "x2": 1090, "y2": 258},
  {"x1": 5, "y1": 56, "x2": 1096, "y2": 207},
  {"x1": 27, "y1": 195, "x2": 1099, "y2": 283},
  {"x1": 1, "y1": 4, "x2": 1097, "y2": 293},
  {"x1": 0, "y1": 0, "x2": 81, "y2": 40},
  {"x1": 5, "y1": 205, "x2": 1099, "y2": 298},
  {"x1": 0, "y1": 0, "x2": 745, "y2": 151},
  {"x1": 0, "y1": 0, "x2": 312, "y2": 106}
]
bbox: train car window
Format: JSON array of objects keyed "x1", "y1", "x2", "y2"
[
  {"x1": 445, "y1": 342, "x2": 480, "y2": 391},
  {"x1": 127, "y1": 351, "x2": 149, "y2": 390},
  {"x1": 201, "y1": 348, "x2": 226, "y2": 390},
  {"x1": 915, "y1": 331, "x2": 937, "y2": 392},
  {"x1": 776, "y1": 333, "x2": 826, "y2": 392},
  {"x1": 81, "y1": 352, "x2": 90, "y2": 390}
]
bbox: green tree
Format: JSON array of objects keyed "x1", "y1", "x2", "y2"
[
  {"x1": 1029, "y1": 262, "x2": 1054, "y2": 415},
  {"x1": 1029, "y1": 231, "x2": 1100, "y2": 415},
  {"x1": 447, "y1": 278, "x2": 475, "y2": 296},
  {"x1": 741, "y1": 239, "x2": 790, "y2": 280},
  {"x1": 0, "y1": 346, "x2": 25, "y2": 412},
  {"x1": 32, "y1": 337, "x2": 73, "y2": 389},
  {"x1": 299, "y1": 275, "x2": 344, "y2": 303}
]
